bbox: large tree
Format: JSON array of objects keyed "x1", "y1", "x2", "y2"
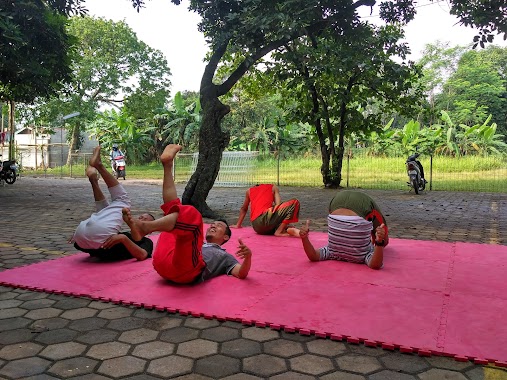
[
  {"x1": 436, "y1": 46, "x2": 507, "y2": 135},
  {"x1": 156, "y1": 0, "x2": 506, "y2": 217},
  {"x1": 0, "y1": 0, "x2": 77, "y2": 159},
  {"x1": 417, "y1": 42, "x2": 470, "y2": 125},
  {"x1": 270, "y1": 23, "x2": 422, "y2": 187},
  {"x1": 176, "y1": 0, "x2": 418, "y2": 216},
  {"x1": 23, "y1": 16, "x2": 171, "y2": 164}
]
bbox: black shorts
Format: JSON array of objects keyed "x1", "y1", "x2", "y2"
[{"x1": 74, "y1": 232, "x2": 153, "y2": 261}]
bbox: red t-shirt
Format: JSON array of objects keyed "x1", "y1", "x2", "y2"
[{"x1": 249, "y1": 184, "x2": 274, "y2": 221}]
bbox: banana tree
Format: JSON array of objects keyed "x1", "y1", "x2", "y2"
[
  {"x1": 154, "y1": 91, "x2": 202, "y2": 152},
  {"x1": 432, "y1": 110, "x2": 460, "y2": 156},
  {"x1": 362, "y1": 118, "x2": 397, "y2": 156},
  {"x1": 392, "y1": 120, "x2": 425, "y2": 156},
  {"x1": 464, "y1": 116, "x2": 507, "y2": 156},
  {"x1": 88, "y1": 108, "x2": 154, "y2": 164}
]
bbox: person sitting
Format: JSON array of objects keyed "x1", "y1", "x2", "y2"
[
  {"x1": 231, "y1": 184, "x2": 300, "y2": 237},
  {"x1": 70, "y1": 146, "x2": 154, "y2": 261},
  {"x1": 122, "y1": 144, "x2": 252, "y2": 284},
  {"x1": 296, "y1": 190, "x2": 389, "y2": 270}
]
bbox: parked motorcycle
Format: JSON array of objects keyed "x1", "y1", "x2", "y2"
[
  {"x1": 112, "y1": 155, "x2": 126, "y2": 180},
  {"x1": 0, "y1": 155, "x2": 19, "y2": 185},
  {"x1": 406, "y1": 153, "x2": 426, "y2": 194}
]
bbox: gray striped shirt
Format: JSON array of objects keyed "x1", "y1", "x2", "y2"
[{"x1": 319, "y1": 215, "x2": 374, "y2": 265}]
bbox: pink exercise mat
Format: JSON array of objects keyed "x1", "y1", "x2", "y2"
[{"x1": 1, "y1": 227, "x2": 506, "y2": 365}]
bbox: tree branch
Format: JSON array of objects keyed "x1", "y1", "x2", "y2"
[
  {"x1": 94, "y1": 97, "x2": 124, "y2": 109},
  {"x1": 217, "y1": 1, "x2": 375, "y2": 97},
  {"x1": 200, "y1": 39, "x2": 230, "y2": 95}
]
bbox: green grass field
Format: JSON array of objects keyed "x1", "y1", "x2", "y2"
[{"x1": 24, "y1": 154, "x2": 507, "y2": 193}]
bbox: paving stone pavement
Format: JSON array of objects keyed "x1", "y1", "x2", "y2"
[{"x1": 0, "y1": 177, "x2": 506, "y2": 380}]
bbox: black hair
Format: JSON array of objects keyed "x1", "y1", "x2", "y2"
[{"x1": 216, "y1": 218, "x2": 232, "y2": 240}]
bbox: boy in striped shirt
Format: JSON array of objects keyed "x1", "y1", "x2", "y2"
[{"x1": 298, "y1": 190, "x2": 388, "y2": 270}]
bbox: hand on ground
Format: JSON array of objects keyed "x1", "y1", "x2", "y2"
[{"x1": 286, "y1": 226, "x2": 300, "y2": 237}]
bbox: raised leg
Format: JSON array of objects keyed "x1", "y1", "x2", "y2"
[
  {"x1": 120, "y1": 144, "x2": 183, "y2": 241},
  {"x1": 160, "y1": 144, "x2": 181, "y2": 203},
  {"x1": 86, "y1": 166, "x2": 105, "y2": 202},
  {"x1": 89, "y1": 146, "x2": 119, "y2": 189}
]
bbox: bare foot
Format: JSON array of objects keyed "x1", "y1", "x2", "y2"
[
  {"x1": 160, "y1": 144, "x2": 182, "y2": 165},
  {"x1": 85, "y1": 166, "x2": 98, "y2": 181},
  {"x1": 89, "y1": 146, "x2": 102, "y2": 168},
  {"x1": 122, "y1": 208, "x2": 149, "y2": 241}
]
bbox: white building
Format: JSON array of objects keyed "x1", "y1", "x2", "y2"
[{"x1": 0, "y1": 127, "x2": 98, "y2": 169}]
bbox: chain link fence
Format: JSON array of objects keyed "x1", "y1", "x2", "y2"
[
  {"x1": 174, "y1": 150, "x2": 507, "y2": 193},
  {"x1": 17, "y1": 151, "x2": 93, "y2": 178},
  {"x1": 18, "y1": 150, "x2": 507, "y2": 193}
]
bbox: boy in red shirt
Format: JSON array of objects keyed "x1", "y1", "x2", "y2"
[{"x1": 231, "y1": 184, "x2": 300, "y2": 236}]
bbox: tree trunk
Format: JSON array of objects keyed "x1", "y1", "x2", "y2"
[
  {"x1": 182, "y1": 92, "x2": 230, "y2": 218},
  {"x1": 330, "y1": 95, "x2": 350, "y2": 188},
  {"x1": 321, "y1": 98, "x2": 341, "y2": 188},
  {"x1": 331, "y1": 132, "x2": 345, "y2": 189},
  {"x1": 329, "y1": 75, "x2": 357, "y2": 188},
  {"x1": 301, "y1": 64, "x2": 333, "y2": 187},
  {"x1": 8, "y1": 100, "x2": 15, "y2": 161},
  {"x1": 317, "y1": 120, "x2": 331, "y2": 186},
  {"x1": 66, "y1": 122, "x2": 81, "y2": 166},
  {"x1": 181, "y1": 41, "x2": 234, "y2": 218},
  {"x1": 310, "y1": 88, "x2": 331, "y2": 186}
]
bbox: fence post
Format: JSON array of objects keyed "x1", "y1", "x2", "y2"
[
  {"x1": 19, "y1": 152, "x2": 22, "y2": 177},
  {"x1": 277, "y1": 150, "x2": 280, "y2": 186},
  {"x1": 430, "y1": 154, "x2": 433, "y2": 191},
  {"x1": 43, "y1": 146, "x2": 47, "y2": 178},
  {"x1": 346, "y1": 148, "x2": 350, "y2": 188}
]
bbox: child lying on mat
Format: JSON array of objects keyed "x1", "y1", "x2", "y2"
[
  {"x1": 295, "y1": 190, "x2": 388, "y2": 270},
  {"x1": 122, "y1": 144, "x2": 253, "y2": 284},
  {"x1": 70, "y1": 146, "x2": 154, "y2": 261}
]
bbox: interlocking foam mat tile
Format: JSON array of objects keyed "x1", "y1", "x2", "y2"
[{"x1": 1, "y1": 227, "x2": 506, "y2": 365}]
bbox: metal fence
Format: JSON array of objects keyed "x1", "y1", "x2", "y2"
[
  {"x1": 18, "y1": 150, "x2": 507, "y2": 193},
  {"x1": 18, "y1": 152, "x2": 93, "y2": 178},
  {"x1": 173, "y1": 150, "x2": 507, "y2": 193}
]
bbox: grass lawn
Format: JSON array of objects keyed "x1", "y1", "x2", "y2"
[{"x1": 24, "y1": 154, "x2": 506, "y2": 193}]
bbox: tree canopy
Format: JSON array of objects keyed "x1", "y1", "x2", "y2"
[
  {"x1": 19, "y1": 16, "x2": 171, "y2": 163},
  {"x1": 419, "y1": 44, "x2": 507, "y2": 136},
  {"x1": 0, "y1": 0, "x2": 76, "y2": 103}
]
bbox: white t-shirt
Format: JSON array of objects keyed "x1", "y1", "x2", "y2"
[{"x1": 73, "y1": 185, "x2": 131, "y2": 249}]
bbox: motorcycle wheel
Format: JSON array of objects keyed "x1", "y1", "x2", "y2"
[
  {"x1": 4, "y1": 170, "x2": 16, "y2": 184},
  {"x1": 411, "y1": 175, "x2": 419, "y2": 194},
  {"x1": 419, "y1": 179, "x2": 426, "y2": 192},
  {"x1": 119, "y1": 169, "x2": 126, "y2": 180}
]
